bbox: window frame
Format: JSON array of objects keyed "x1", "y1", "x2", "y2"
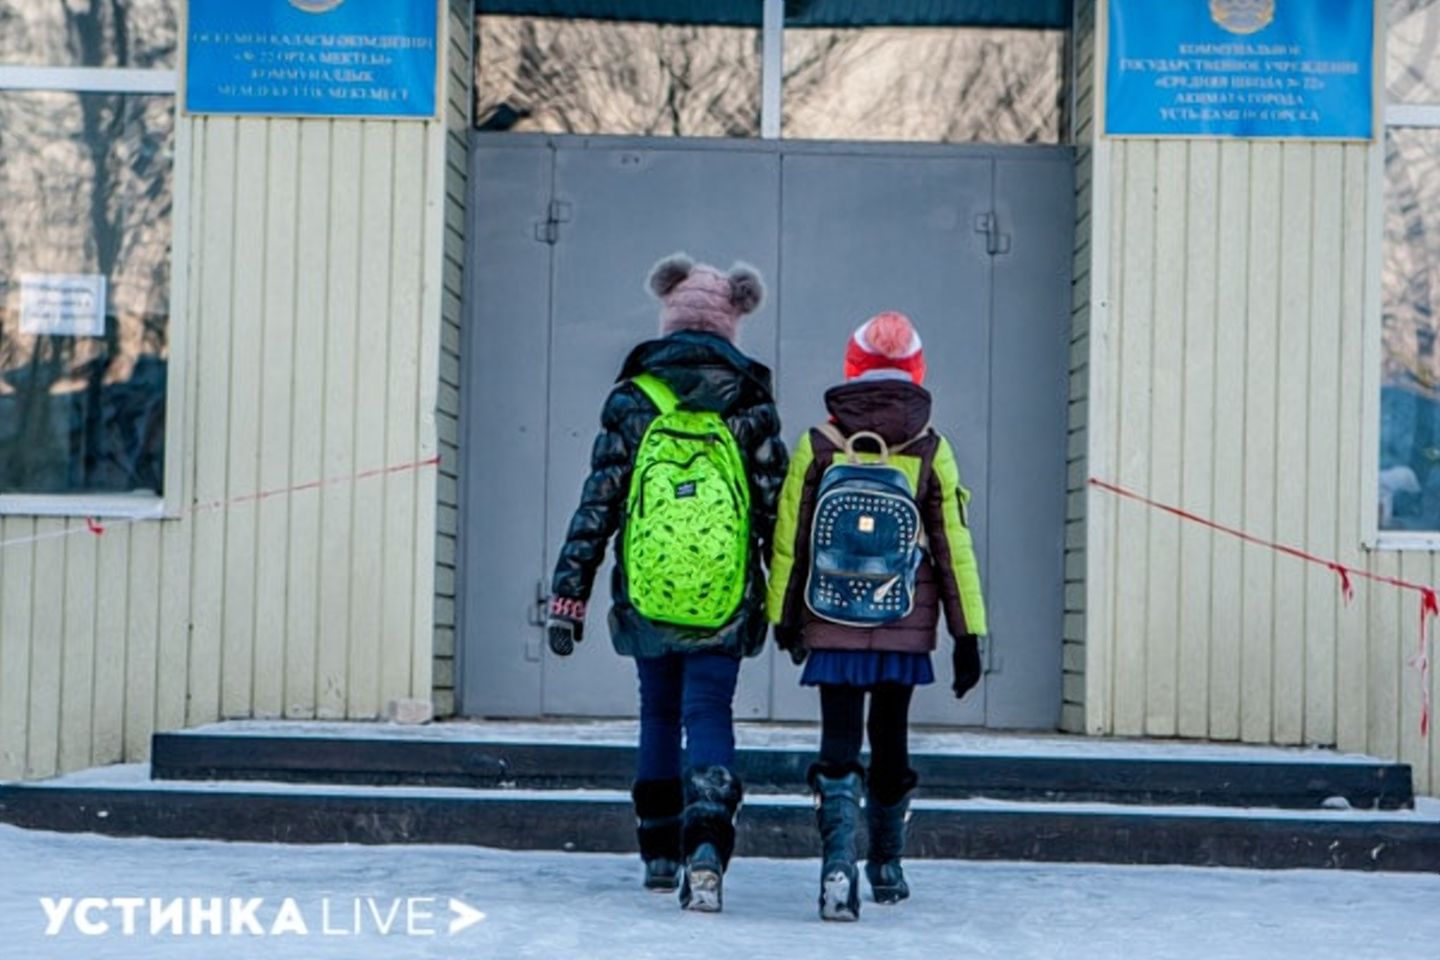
[
  {"x1": 476, "y1": 1, "x2": 1069, "y2": 143},
  {"x1": 0, "y1": 64, "x2": 189, "y2": 520},
  {"x1": 1371, "y1": 5, "x2": 1440, "y2": 549}
]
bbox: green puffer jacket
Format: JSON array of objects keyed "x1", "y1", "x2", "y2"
[{"x1": 766, "y1": 377, "x2": 987, "y2": 654}]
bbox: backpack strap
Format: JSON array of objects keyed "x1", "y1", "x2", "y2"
[
  {"x1": 891, "y1": 424, "x2": 934, "y2": 455},
  {"x1": 815, "y1": 422, "x2": 933, "y2": 463},
  {"x1": 816, "y1": 423, "x2": 889, "y2": 464},
  {"x1": 631, "y1": 373, "x2": 679, "y2": 415},
  {"x1": 814, "y1": 421, "x2": 848, "y2": 452}
]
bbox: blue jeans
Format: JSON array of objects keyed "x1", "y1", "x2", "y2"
[{"x1": 635, "y1": 652, "x2": 741, "y2": 782}]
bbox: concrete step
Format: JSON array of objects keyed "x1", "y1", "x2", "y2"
[
  {"x1": 2, "y1": 765, "x2": 1437, "y2": 872},
  {"x1": 149, "y1": 724, "x2": 1414, "y2": 810}
]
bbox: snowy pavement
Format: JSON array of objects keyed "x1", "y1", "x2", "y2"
[{"x1": 2, "y1": 823, "x2": 1438, "y2": 960}]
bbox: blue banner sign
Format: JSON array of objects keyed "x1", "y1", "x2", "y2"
[
  {"x1": 1106, "y1": 0, "x2": 1373, "y2": 139},
  {"x1": 186, "y1": 0, "x2": 438, "y2": 119}
]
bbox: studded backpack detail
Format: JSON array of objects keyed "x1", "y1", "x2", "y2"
[
  {"x1": 805, "y1": 423, "x2": 927, "y2": 627},
  {"x1": 623, "y1": 373, "x2": 751, "y2": 630}
]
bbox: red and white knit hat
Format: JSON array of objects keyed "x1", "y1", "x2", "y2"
[{"x1": 844, "y1": 311, "x2": 926, "y2": 385}]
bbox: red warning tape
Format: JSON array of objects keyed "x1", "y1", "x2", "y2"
[
  {"x1": 0, "y1": 455, "x2": 442, "y2": 553},
  {"x1": 188, "y1": 455, "x2": 443, "y2": 513},
  {"x1": 1090, "y1": 477, "x2": 1436, "y2": 738}
]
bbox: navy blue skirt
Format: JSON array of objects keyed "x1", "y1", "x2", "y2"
[{"x1": 800, "y1": 650, "x2": 935, "y2": 688}]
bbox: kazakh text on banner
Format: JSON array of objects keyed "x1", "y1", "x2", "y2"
[{"x1": 185, "y1": 0, "x2": 438, "y2": 119}]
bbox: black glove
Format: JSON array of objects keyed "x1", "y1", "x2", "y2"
[
  {"x1": 774, "y1": 624, "x2": 807, "y2": 666},
  {"x1": 546, "y1": 597, "x2": 587, "y2": 657},
  {"x1": 952, "y1": 635, "x2": 982, "y2": 699}
]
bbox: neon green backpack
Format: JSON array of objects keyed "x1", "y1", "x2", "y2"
[{"x1": 623, "y1": 373, "x2": 751, "y2": 629}]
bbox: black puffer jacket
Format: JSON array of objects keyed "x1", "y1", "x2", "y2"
[{"x1": 551, "y1": 331, "x2": 789, "y2": 659}]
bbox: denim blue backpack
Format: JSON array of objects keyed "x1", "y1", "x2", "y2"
[{"x1": 805, "y1": 424, "x2": 928, "y2": 626}]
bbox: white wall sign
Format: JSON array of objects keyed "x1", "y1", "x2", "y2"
[{"x1": 19, "y1": 274, "x2": 107, "y2": 337}]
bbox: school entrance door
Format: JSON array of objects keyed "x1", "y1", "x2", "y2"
[{"x1": 459, "y1": 135, "x2": 1072, "y2": 729}]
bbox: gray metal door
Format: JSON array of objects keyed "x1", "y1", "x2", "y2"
[
  {"x1": 459, "y1": 141, "x2": 555, "y2": 717},
  {"x1": 460, "y1": 137, "x2": 1070, "y2": 730},
  {"x1": 770, "y1": 151, "x2": 995, "y2": 727},
  {"x1": 540, "y1": 143, "x2": 781, "y2": 718}
]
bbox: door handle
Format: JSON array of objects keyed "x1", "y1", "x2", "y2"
[
  {"x1": 525, "y1": 579, "x2": 547, "y2": 662},
  {"x1": 527, "y1": 578, "x2": 548, "y2": 627},
  {"x1": 981, "y1": 635, "x2": 1001, "y2": 674}
]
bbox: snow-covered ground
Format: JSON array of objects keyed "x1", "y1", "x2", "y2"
[{"x1": 3, "y1": 822, "x2": 1438, "y2": 960}]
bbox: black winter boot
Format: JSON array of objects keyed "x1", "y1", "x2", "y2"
[
  {"x1": 810, "y1": 762, "x2": 864, "y2": 922},
  {"x1": 679, "y1": 766, "x2": 744, "y2": 913},
  {"x1": 865, "y1": 769, "x2": 917, "y2": 904},
  {"x1": 632, "y1": 779, "x2": 684, "y2": 892}
]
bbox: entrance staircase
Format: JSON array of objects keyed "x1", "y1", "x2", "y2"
[{"x1": 2, "y1": 720, "x2": 1437, "y2": 872}]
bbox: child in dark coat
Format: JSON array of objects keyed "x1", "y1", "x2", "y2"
[
  {"x1": 546, "y1": 254, "x2": 788, "y2": 912},
  {"x1": 767, "y1": 311, "x2": 987, "y2": 921}
]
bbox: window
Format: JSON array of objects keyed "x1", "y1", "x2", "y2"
[
  {"x1": 476, "y1": 17, "x2": 762, "y2": 137},
  {"x1": 0, "y1": 0, "x2": 176, "y2": 69},
  {"x1": 473, "y1": 11, "x2": 1066, "y2": 143},
  {"x1": 1381, "y1": 0, "x2": 1440, "y2": 534},
  {"x1": 783, "y1": 27, "x2": 1065, "y2": 143},
  {"x1": 0, "y1": 1, "x2": 177, "y2": 512}
]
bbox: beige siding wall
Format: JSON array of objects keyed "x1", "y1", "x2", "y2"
[
  {"x1": 0, "y1": 19, "x2": 460, "y2": 782},
  {"x1": 1063, "y1": 0, "x2": 1097, "y2": 735},
  {"x1": 1088, "y1": 4, "x2": 1440, "y2": 791},
  {"x1": 186, "y1": 113, "x2": 441, "y2": 726},
  {"x1": 433, "y1": 0, "x2": 472, "y2": 718},
  {"x1": 1093, "y1": 138, "x2": 1370, "y2": 741},
  {"x1": 0, "y1": 520, "x2": 192, "y2": 778}
]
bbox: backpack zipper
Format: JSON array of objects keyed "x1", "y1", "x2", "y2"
[
  {"x1": 635, "y1": 450, "x2": 720, "y2": 518},
  {"x1": 654, "y1": 428, "x2": 721, "y2": 443}
]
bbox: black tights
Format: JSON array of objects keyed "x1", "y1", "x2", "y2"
[{"x1": 818, "y1": 683, "x2": 915, "y2": 806}]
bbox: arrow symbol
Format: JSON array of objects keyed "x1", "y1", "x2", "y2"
[{"x1": 448, "y1": 898, "x2": 486, "y2": 934}]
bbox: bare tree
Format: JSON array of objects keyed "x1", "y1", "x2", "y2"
[
  {"x1": 476, "y1": 18, "x2": 762, "y2": 137},
  {"x1": 783, "y1": 28, "x2": 1063, "y2": 143},
  {"x1": 473, "y1": 16, "x2": 1063, "y2": 144},
  {"x1": 1388, "y1": 0, "x2": 1440, "y2": 103},
  {"x1": 1383, "y1": 131, "x2": 1438, "y2": 390}
]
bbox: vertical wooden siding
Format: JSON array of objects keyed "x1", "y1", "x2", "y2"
[
  {"x1": 1062, "y1": 0, "x2": 1097, "y2": 734},
  {"x1": 183, "y1": 109, "x2": 441, "y2": 729},
  {"x1": 0, "y1": 32, "x2": 457, "y2": 784},
  {"x1": 1090, "y1": 133, "x2": 1440, "y2": 790},
  {"x1": 0, "y1": 520, "x2": 193, "y2": 779},
  {"x1": 433, "y1": 0, "x2": 472, "y2": 718}
]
